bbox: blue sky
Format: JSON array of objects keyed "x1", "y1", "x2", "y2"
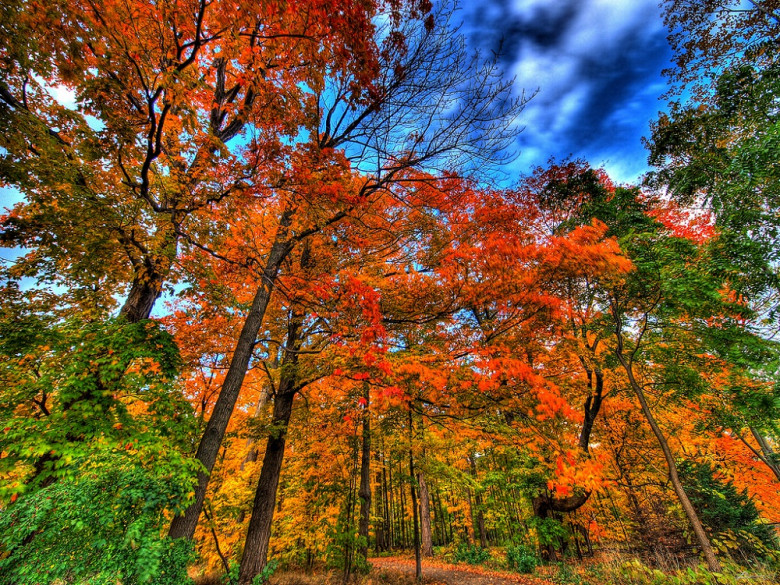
[
  {"x1": 0, "y1": 0, "x2": 671, "y2": 213},
  {"x1": 462, "y1": 0, "x2": 672, "y2": 185}
]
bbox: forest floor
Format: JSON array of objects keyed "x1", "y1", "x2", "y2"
[{"x1": 366, "y1": 556, "x2": 555, "y2": 585}]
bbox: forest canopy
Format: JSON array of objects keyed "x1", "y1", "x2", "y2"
[{"x1": 0, "y1": 1, "x2": 779, "y2": 585}]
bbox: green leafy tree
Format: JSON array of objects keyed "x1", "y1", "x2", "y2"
[
  {"x1": 0, "y1": 295, "x2": 194, "y2": 492},
  {"x1": 0, "y1": 447, "x2": 197, "y2": 585},
  {"x1": 0, "y1": 279, "x2": 201, "y2": 582},
  {"x1": 575, "y1": 183, "x2": 776, "y2": 572}
]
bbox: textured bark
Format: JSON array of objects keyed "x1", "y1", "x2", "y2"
[
  {"x1": 399, "y1": 461, "x2": 408, "y2": 547},
  {"x1": 118, "y1": 226, "x2": 179, "y2": 323},
  {"x1": 388, "y1": 458, "x2": 397, "y2": 547},
  {"x1": 169, "y1": 213, "x2": 293, "y2": 540},
  {"x1": 614, "y1": 323, "x2": 721, "y2": 572},
  {"x1": 358, "y1": 386, "x2": 372, "y2": 560},
  {"x1": 374, "y1": 448, "x2": 388, "y2": 552},
  {"x1": 409, "y1": 410, "x2": 421, "y2": 580},
  {"x1": 237, "y1": 389, "x2": 296, "y2": 584},
  {"x1": 578, "y1": 369, "x2": 604, "y2": 453},
  {"x1": 384, "y1": 456, "x2": 394, "y2": 548},
  {"x1": 238, "y1": 311, "x2": 303, "y2": 585},
  {"x1": 417, "y1": 471, "x2": 434, "y2": 557},
  {"x1": 119, "y1": 269, "x2": 165, "y2": 323},
  {"x1": 532, "y1": 492, "x2": 590, "y2": 518}
]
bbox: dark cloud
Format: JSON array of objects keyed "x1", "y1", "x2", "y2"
[
  {"x1": 460, "y1": 0, "x2": 672, "y2": 183},
  {"x1": 469, "y1": 0, "x2": 583, "y2": 58}
]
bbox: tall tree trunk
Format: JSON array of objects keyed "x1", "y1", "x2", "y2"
[
  {"x1": 169, "y1": 212, "x2": 294, "y2": 540},
  {"x1": 385, "y1": 454, "x2": 395, "y2": 548},
  {"x1": 409, "y1": 409, "x2": 421, "y2": 580},
  {"x1": 465, "y1": 487, "x2": 475, "y2": 544},
  {"x1": 343, "y1": 438, "x2": 361, "y2": 583},
  {"x1": 358, "y1": 385, "x2": 372, "y2": 561},
  {"x1": 236, "y1": 390, "x2": 295, "y2": 585},
  {"x1": 417, "y1": 470, "x2": 434, "y2": 557},
  {"x1": 238, "y1": 310, "x2": 303, "y2": 585},
  {"x1": 375, "y1": 462, "x2": 386, "y2": 552},
  {"x1": 399, "y1": 461, "x2": 408, "y2": 548},
  {"x1": 374, "y1": 448, "x2": 386, "y2": 552},
  {"x1": 613, "y1": 323, "x2": 721, "y2": 573}
]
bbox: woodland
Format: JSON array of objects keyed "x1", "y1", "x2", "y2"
[{"x1": 0, "y1": 0, "x2": 779, "y2": 584}]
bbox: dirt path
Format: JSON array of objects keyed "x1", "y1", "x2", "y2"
[{"x1": 369, "y1": 556, "x2": 554, "y2": 585}]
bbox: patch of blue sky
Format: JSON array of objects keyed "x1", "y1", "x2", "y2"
[{"x1": 460, "y1": 0, "x2": 674, "y2": 186}]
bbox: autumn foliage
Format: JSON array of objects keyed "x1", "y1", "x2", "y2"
[{"x1": 1, "y1": 1, "x2": 779, "y2": 585}]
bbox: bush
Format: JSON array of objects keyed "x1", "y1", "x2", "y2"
[
  {"x1": 506, "y1": 543, "x2": 539, "y2": 573},
  {"x1": 324, "y1": 508, "x2": 370, "y2": 576},
  {"x1": 0, "y1": 448, "x2": 198, "y2": 585},
  {"x1": 453, "y1": 543, "x2": 491, "y2": 565}
]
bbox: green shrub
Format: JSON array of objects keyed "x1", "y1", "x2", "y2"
[
  {"x1": 222, "y1": 559, "x2": 279, "y2": 585},
  {"x1": 506, "y1": 543, "x2": 539, "y2": 573},
  {"x1": 453, "y1": 543, "x2": 491, "y2": 564},
  {"x1": 615, "y1": 559, "x2": 735, "y2": 585},
  {"x1": 324, "y1": 508, "x2": 370, "y2": 576},
  {"x1": 529, "y1": 515, "x2": 569, "y2": 549},
  {"x1": 0, "y1": 448, "x2": 198, "y2": 585}
]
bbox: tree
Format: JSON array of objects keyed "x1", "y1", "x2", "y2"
[
  {"x1": 586, "y1": 186, "x2": 738, "y2": 572},
  {"x1": 168, "y1": 0, "x2": 526, "y2": 545},
  {"x1": 0, "y1": 283, "x2": 200, "y2": 583},
  {"x1": 0, "y1": 282, "x2": 195, "y2": 491},
  {"x1": 649, "y1": 1, "x2": 780, "y2": 491},
  {"x1": 0, "y1": 0, "x2": 392, "y2": 321},
  {"x1": 662, "y1": 0, "x2": 780, "y2": 99}
]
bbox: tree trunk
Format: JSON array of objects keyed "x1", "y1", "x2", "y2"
[
  {"x1": 169, "y1": 212, "x2": 294, "y2": 540},
  {"x1": 465, "y1": 487, "x2": 475, "y2": 544},
  {"x1": 417, "y1": 470, "x2": 434, "y2": 557},
  {"x1": 385, "y1": 455, "x2": 395, "y2": 548},
  {"x1": 409, "y1": 409, "x2": 421, "y2": 580},
  {"x1": 119, "y1": 263, "x2": 166, "y2": 322},
  {"x1": 358, "y1": 385, "x2": 372, "y2": 561},
  {"x1": 399, "y1": 461, "x2": 408, "y2": 548},
  {"x1": 237, "y1": 309, "x2": 303, "y2": 585},
  {"x1": 117, "y1": 223, "x2": 180, "y2": 323},
  {"x1": 375, "y1": 458, "x2": 386, "y2": 552},
  {"x1": 614, "y1": 328, "x2": 721, "y2": 572},
  {"x1": 237, "y1": 389, "x2": 296, "y2": 584},
  {"x1": 578, "y1": 369, "x2": 604, "y2": 453}
]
